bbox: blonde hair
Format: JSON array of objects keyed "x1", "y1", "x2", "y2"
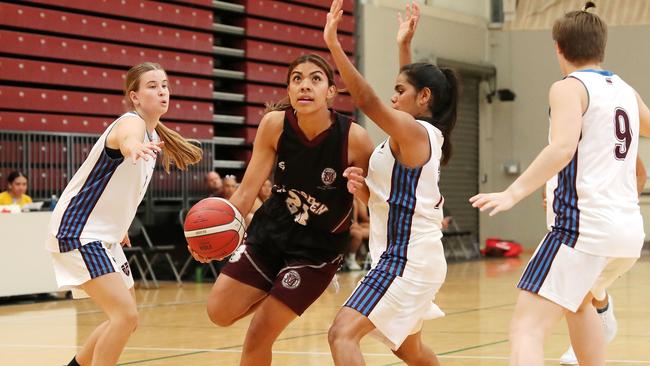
[{"x1": 125, "y1": 62, "x2": 203, "y2": 172}]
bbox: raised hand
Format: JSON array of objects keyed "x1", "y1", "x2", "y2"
[
  {"x1": 343, "y1": 166, "x2": 365, "y2": 194},
  {"x1": 131, "y1": 140, "x2": 164, "y2": 163},
  {"x1": 397, "y1": 1, "x2": 420, "y2": 46},
  {"x1": 324, "y1": 0, "x2": 344, "y2": 48}
]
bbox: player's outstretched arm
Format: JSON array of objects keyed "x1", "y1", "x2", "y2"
[
  {"x1": 470, "y1": 78, "x2": 584, "y2": 216},
  {"x1": 109, "y1": 116, "x2": 163, "y2": 163},
  {"x1": 228, "y1": 111, "x2": 283, "y2": 217},
  {"x1": 324, "y1": 0, "x2": 429, "y2": 164}
]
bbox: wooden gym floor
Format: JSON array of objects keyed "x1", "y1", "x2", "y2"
[{"x1": 1, "y1": 255, "x2": 649, "y2": 365}]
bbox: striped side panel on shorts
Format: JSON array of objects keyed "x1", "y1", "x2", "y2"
[
  {"x1": 517, "y1": 232, "x2": 563, "y2": 293},
  {"x1": 78, "y1": 241, "x2": 116, "y2": 279},
  {"x1": 344, "y1": 268, "x2": 396, "y2": 316}
]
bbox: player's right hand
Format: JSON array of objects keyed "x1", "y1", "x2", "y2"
[
  {"x1": 397, "y1": 1, "x2": 420, "y2": 45},
  {"x1": 131, "y1": 141, "x2": 164, "y2": 163},
  {"x1": 187, "y1": 245, "x2": 214, "y2": 263},
  {"x1": 343, "y1": 166, "x2": 364, "y2": 194}
]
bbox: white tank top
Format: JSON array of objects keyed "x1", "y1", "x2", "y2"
[
  {"x1": 45, "y1": 112, "x2": 158, "y2": 252},
  {"x1": 545, "y1": 69, "x2": 644, "y2": 258},
  {"x1": 366, "y1": 120, "x2": 445, "y2": 272}
]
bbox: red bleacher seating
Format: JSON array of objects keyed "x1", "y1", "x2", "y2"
[
  {"x1": 239, "y1": 18, "x2": 355, "y2": 53},
  {"x1": 287, "y1": 0, "x2": 355, "y2": 12},
  {"x1": 242, "y1": 39, "x2": 354, "y2": 66},
  {"x1": 0, "y1": 86, "x2": 214, "y2": 122},
  {"x1": 0, "y1": 3, "x2": 213, "y2": 53},
  {"x1": 0, "y1": 57, "x2": 214, "y2": 99},
  {"x1": 0, "y1": 30, "x2": 214, "y2": 76},
  {"x1": 243, "y1": 0, "x2": 354, "y2": 33},
  {"x1": 24, "y1": 0, "x2": 214, "y2": 30}
]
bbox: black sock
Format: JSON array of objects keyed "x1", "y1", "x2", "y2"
[
  {"x1": 596, "y1": 302, "x2": 609, "y2": 314},
  {"x1": 67, "y1": 356, "x2": 81, "y2": 366}
]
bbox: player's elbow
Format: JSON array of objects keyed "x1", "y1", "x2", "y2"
[{"x1": 551, "y1": 143, "x2": 577, "y2": 166}]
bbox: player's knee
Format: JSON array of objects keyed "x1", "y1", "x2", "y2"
[
  {"x1": 206, "y1": 301, "x2": 236, "y2": 327},
  {"x1": 113, "y1": 305, "x2": 139, "y2": 332},
  {"x1": 327, "y1": 320, "x2": 352, "y2": 347}
]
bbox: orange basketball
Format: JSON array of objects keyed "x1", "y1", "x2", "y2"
[{"x1": 183, "y1": 197, "x2": 245, "y2": 260}]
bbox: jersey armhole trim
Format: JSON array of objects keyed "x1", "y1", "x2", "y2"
[{"x1": 567, "y1": 75, "x2": 590, "y2": 117}]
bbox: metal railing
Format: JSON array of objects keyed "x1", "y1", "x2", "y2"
[{"x1": 0, "y1": 130, "x2": 214, "y2": 210}]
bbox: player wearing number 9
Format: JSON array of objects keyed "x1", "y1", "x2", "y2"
[
  {"x1": 470, "y1": 2, "x2": 650, "y2": 365},
  {"x1": 188, "y1": 54, "x2": 375, "y2": 366}
]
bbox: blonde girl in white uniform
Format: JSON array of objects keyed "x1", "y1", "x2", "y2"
[
  {"x1": 471, "y1": 3, "x2": 650, "y2": 365},
  {"x1": 325, "y1": 2, "x2": 460, "y2": 365},
  {"x1": 46, "y1": 62, "x2": 202, "y2": 366}
]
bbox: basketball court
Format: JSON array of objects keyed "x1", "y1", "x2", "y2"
[{"x1": 2, "y1": 256, "x2": 649, "y2": 365}]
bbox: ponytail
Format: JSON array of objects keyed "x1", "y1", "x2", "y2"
[
  {"x1": 435, "y1": 68, "x2": 459, "y2": 166},
  {"x1": 400, "y1": 63, "x2": 460, "y2": 166},
  {"x1": 154, "y1": 122, "x2": 203, "y2": 173}
]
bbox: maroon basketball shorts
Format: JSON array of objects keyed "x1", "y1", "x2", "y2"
[{"x1": 221, "y1": 243, "x2": 342, "y2": 315}]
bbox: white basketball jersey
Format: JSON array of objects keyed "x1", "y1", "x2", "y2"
[
  {"x1": 545, "y1": 70, "x2": 644, "y2": 258},
  {"x1": 366, "y1": 120, "x2": 445, "y2": 278},
  {"x1": 45, "y1": 112, "x2": 158, "y2": 253}
]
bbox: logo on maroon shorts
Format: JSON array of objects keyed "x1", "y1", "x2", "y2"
[
  {"x1": 281, "y1": 270, "x2": 301, "y2": 289},
  {"x1": 121, "y1": 262, "x2": 131, "y2": 276}
]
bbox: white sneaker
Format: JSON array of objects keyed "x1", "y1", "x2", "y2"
[
  {"x1": 559, "y1": 295, "x2": 617, "y2": 365},
  {"x1": 559, "y1": 346, "x2": 578, "y2": 365},
  {"x1": 346, "y1": 254, "x2": 361, "y2": 271}
]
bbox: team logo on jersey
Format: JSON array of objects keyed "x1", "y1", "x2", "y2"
[
  {"x1": 281, "y1": 270, "x2": 301, "y2": 289},
  {"x1": 121, "y1": 262, "x2": 131, "y2": 277},
  {"x1": 278, "y1": 161, "x2": 286, "y2": 171},
  {"x1": 228, "y1": 244, "x2": 247, "y2": 263},
  {"x1": 321, "y1": 168, "x2": 337, "y2": 186}
]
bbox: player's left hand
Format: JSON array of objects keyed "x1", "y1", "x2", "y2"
[
  {"x1": 324, "y1": 0, "x2": 344, "y2": 48},
  {"x1": 120, "y1": 234, "x2": 131, "y2": 247},
  {"x1": 343, "y1": 166, "x2": 364, "y2": 194},
  {"x1": 469, "y1": 191, "x2": 516, "y2": 216}
]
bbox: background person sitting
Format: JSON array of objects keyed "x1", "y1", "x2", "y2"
[
  {"x1": 222, "y1": 174, "x2": 238, "y2": 200},
  {"x1": 0, "y1": 171, "x2": 32, "y2": 207},
  {"x1": 205, "y1": 171, "x2": 224, "y2": 198}
]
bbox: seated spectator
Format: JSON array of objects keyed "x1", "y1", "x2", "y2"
[
  {"x1": 246, "y1": 179, "x2": 273, "y2": 226},
  {"x1": 222, "y1": 175, "x2": 238, "y2": 200},
  {"x1": 205, "y1": 171, "x2": 223, "y2": 198},
  {"x1": 346, "y1": 197, "x2": 370, "y2": 270},
  {"x1": 0, "y1": 171, "x2": 32, "y2": 207}
]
